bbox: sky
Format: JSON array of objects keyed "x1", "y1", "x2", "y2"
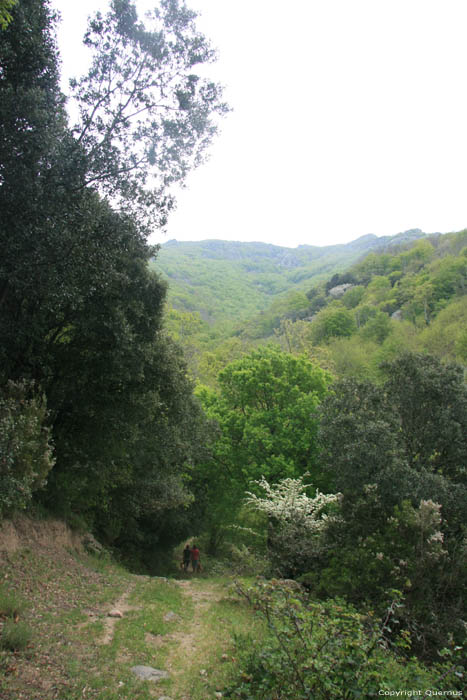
[{"x1": 51, "y1": 0, "x2": 467, "y2": 249}]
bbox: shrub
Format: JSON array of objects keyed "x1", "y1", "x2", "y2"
[
  {"x1": 226, "y1": 580, "x2": 465, "y2": 699},
  {"x1": 0, "y1": 380, "x2": 55, "y2": 518},
  {"x1": 245, "y1": 476, "x2": 340, "y2": 577},
  {"x1": 305, "y1": 497, "x2": 467, "y2": 660}
]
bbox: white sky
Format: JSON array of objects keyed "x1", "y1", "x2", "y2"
[{"x1": 51, "y1": 0, "x2": 467, "y2": 248}]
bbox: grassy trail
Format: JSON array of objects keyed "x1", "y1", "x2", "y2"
[
  {"x1": 164, "y1": 578, "x2": 238, "y2": 699},
  {"x1": 0, "y1": 534, "x2": 256, "y2": 700}
]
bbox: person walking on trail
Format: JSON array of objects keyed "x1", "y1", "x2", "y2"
[
  {"x1": 182, "y1": 544, "x2": 191, "y2": 572},
  {"x1": 190, "y1": 544, "x2": 201, "y2": 573}
]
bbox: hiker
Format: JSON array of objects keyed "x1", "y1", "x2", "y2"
[
  {"x1": 190, "y1": 544, "x2": 201, "y2": 573},
  {"x1": 182, "y1": 543, "x2": 191, "y2": 572}
]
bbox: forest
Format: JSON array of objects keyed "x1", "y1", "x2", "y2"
[{"x1": 0, "y1": 0, "x2": 465, "y2": 696}]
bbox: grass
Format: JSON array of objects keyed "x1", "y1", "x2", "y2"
[
  {"x1": 0, "y1": 620, "x2": 32, "y2": 651},
  {"x1": 0, "y1": 531, "x2": 267, "y2": 700},
  {"x1": 0, "y1": 585, "x2": 28, "y2": 619},
  {"x1": 163, "y1": 578, "x2": 266, "y2": 700}
]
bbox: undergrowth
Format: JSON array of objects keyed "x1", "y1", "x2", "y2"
[{"x1": 224, "y1": 579, "x2": 465, "y2": 699}]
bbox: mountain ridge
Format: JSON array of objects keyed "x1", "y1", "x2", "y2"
[{"x1": 152, "y1": 229, "x2": 434, "y2": 328}]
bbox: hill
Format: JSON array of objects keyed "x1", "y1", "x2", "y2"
[
  {"x1": 151, "y1": 229, "x2": 430, "y2": 333},
  {"x1": 154, "y1": 230, "x2": 466, "y2": 385},
  {"x1": 268, "y1": 229, "x2": 467, "y2": 380}
]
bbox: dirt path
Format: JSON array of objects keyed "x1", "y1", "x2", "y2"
[
  {"x1": 100, "y1": 582, "x2": 139, "y2": 645},
  {"x1": 164, "y1": 578, "x2": 226, "y2": 699}
]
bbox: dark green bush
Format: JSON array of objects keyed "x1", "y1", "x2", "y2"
[{"x1": 0, "y1": 380, "x2": 55, "y2": 518}]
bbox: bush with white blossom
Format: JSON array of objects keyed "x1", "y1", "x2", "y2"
[{"x1": 244, "y1": 476, "x2": 341, "y2": 576}]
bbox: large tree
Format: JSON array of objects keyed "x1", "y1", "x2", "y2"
[
  {"x1": 319, "y1": 353, "x2": 467, "y2": 521},
  {"x1": 1, "y1": 0, "x2": 227, "y2": 382},
  {"x1": 70, "y1": 0, "x2": 228, "y2": 229},
  {"x1": 0, "y1": 0, "x2": 224, "y2": 560},
  {"x1": 196, "y1": 347, "x2": 332, "y2": 551},
  {"x1": 0, "y1": 0, "x2": 68, "y2": 377},
  {"x1": 316, "y1": 354, "x2": 467, "y2": 655}
]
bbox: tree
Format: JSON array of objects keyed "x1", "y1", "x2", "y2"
[
  {"x1": 320, "y1": 353, "x2": 467, "y2": 506},
  {"x1": 245, "y1": 476, "x2": 340, "y2": 576},
  {"x1": 315, "y1": 355, "x2": 467, "y2": 655},
  {"x1": 0, "y1": 0, "x2": 89, "y2": 382},
  {"x1": 361, "y1": 310, "x2": 392, "y2": 343},
  {"x1": 196, "y1": 347, "x2": 332, "y2": 551},
  {"x1": 310, "y1": 303, "x2": 357, "y2": 344},
  {"x1": 319, "y1": 378, "x2": 409, "y2": 509},
  {"x1": 341, "y1": 285, "x2": 365, "y2": 309},
  {"x1": 1, "y1": 0, "x2": 228, "y2": 383},
  {"x1": 381, "y1": 353, "x2": 467, "y2": 484},
  {"x1": 0, "y1": 0, "x2": 223, "y2": 563},
  {"x1": 34, "y1": 205, "x2": 214, "y2": 562},
  {"x1": 70, "y1": 0, "x2": 229, "y2": 229}
]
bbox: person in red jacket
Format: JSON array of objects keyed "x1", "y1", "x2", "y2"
[{"x1": 190, "y1": 545, "x2": 201, "y2": 573}]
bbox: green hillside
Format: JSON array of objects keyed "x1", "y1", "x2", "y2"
[
  {"x1": 154, "y1": 230, "x2": 466, "y2": 385},
  {"x1": 268, "y1": 229, "x2": 467, "y2": 381},
  {"x1": 151, "y1": 229, "x2": 430, "y2": 333}
]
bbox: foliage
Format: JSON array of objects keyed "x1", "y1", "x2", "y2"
[
  {"x1": 0, "y1": 0, "x2": 16, "y2": 29},
  {"x1": 154, "y1": 236, "x2": 408, "y2": 348},
  {"x1": 43, "y1": 325, "x2": 215, "y2": 564},
  {"x1": 319, "y1": 377, "x2": 407, "y2": 506},
  {"x1": 202, "y1": 346, "x2": 330, "y2": 483},
  {"x1": 275, "y1": 319, "x2": 334, "y2": 370},
  {"x1": 157, "y1": 231, "x2": 466, "y2": 385},
  {"x1": 245, "y1": 476, "x2": 340, "y2": 577},
  {"x1": 197, "y1": 337, "x2": 250, "y2": 387},
  {"x1": 270, "y1": 230, "x2": 467, "y2": 378},
  {"x1": 314, "y1": 353, "x2": 467, "y2": 657},
  {"x1": 195, "y1": 347, "x2": 331, "y2": 552},
  {"x1": 381, "y1": 353, "x2": 467, "y2": 483},
  {"x1": 227, "y1": 580, "x2": 464, "y2": 699},
  {"x1": 245, "y1": 476, "x2": 339, "y2": 529},
  {"x1": 0, "y1": 381, "x2": 54, "y2": 518},
  {"x1": 418, "y1": 298, "x2": 467, "y2": 362},
  {"x1": 325, "y1": 335, "x2": 380, "y2": 380},
  {"x1": 309, "y1": 302, "x2": 357, "y2": 344},
  {"x1": 70, "y1": 0, "x2": 228, "y2": 229},
  {"x1": 0, "y1": 0, "x2": 224, "y2": 559},
  {"x1": 320, "y1": 353, "x2": 467, "y2": 518}
]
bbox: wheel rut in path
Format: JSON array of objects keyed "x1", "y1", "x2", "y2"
[{"x1": 164, "y1": 579, "x2": 224, "y2": 698}]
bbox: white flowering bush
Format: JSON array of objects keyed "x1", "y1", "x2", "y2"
[
  {"x1": 246, "y1": 476, "x2": 340, "y2": 531},
  {"x1": 245, "y1": 476, "x2": 340, "y2": 577}
]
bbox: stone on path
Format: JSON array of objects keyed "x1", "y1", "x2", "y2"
[
  {"x1": 163, "y1": 610, "x2": 179, "y2": 622},
  {"x1": 108, "y1": 609, "x2": 123, "y2": 618},
  {"x1": 130, "y1": 665, "x2": 170, "y2": 682}
]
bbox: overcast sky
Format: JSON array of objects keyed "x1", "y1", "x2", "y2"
[{"x1": 51, "y1": 0, "x2": 467, "y2": 248}]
